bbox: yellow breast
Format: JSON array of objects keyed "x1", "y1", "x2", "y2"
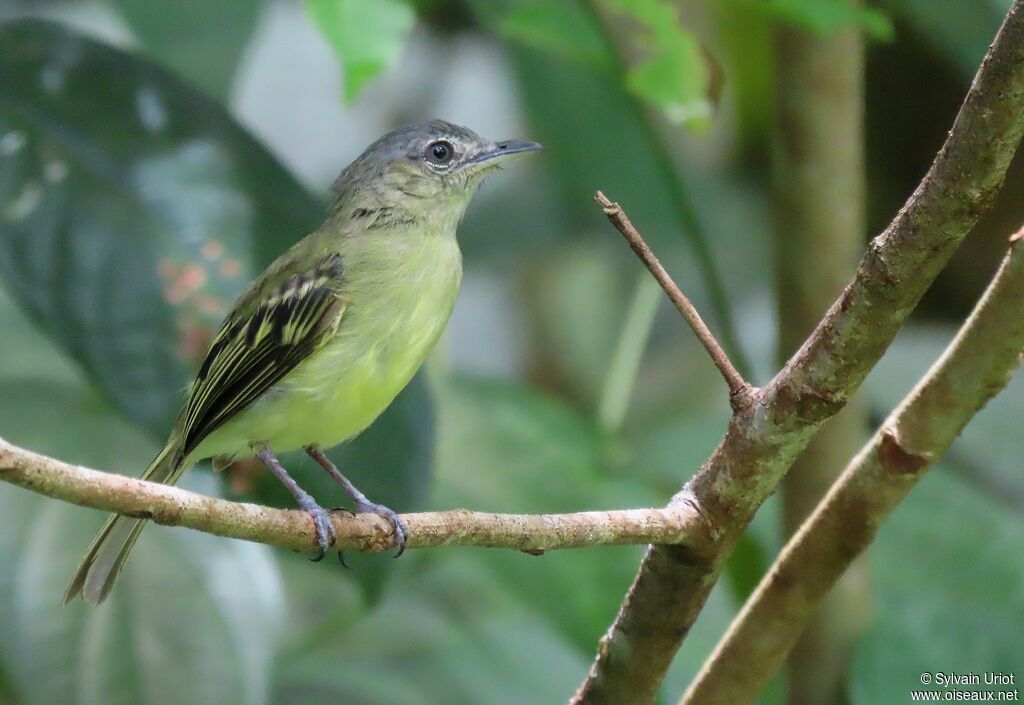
[{"x1": 195, "y1": 232, "x2": 463, "y2": 459}]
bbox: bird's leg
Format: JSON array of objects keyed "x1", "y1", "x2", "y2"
[
  {"x1": 255, "y1": 445, "x2": 336, "y2": 562},
  {"x1": 305, "y1": 446, "x2": 408, "y2": 557}
]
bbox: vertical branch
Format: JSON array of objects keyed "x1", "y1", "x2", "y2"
[{"x1": 773, "y1": 17, "x2": 869, "y2": 705}]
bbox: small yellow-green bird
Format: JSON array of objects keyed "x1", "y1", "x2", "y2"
[{"x1": 64, "y1": 120, "x2": 541, "y2": 605}]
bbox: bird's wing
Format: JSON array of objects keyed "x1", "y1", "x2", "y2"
[{"x1": 178, "y1": 253, "x2": 346, "y2": 458}]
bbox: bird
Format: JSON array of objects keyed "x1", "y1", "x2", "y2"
[{"x1": 63, "y1": 120, "x2": 542, "y2": 605}]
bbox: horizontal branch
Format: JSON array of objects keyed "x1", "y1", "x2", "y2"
[
  {"x1": 0, "y1": 438, "x2": 704, "y2": 554},
  {"x1": 572, "y1": 2, "x2": 1024, "y2": 703},
  {"x1": 681, "y1": 230, "x2": 1024, "y2": 705}
]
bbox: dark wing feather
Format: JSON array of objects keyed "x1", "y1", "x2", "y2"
[{"x1": 180, "y1": 254, "x2": 345, "y2": 457}]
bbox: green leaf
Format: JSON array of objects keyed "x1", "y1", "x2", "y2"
[
  {"x1": 304, "y1": 0, "x2": 416, "y2": 102},
  {"x1": 850, "y1": 470, "x2": 1024, "y2": 703},
  {"x1": 0, "y1": 288, "x2": 157, "y2": 471},
  {"x1": 113, "y1": 0, "x2": 263, "y2": 99},
  {"x1": 602, "y1": 0, "x2": 714, "y2": 129},
  {"x1": 0, "y1": 19, "x2": 322, "y2": 435},
  {"x1": 763, "y1": 0, "x2": 894, "y2": 41},
  {"x1": 494, "y1": 0, "x2": 613, "y2": 70},
  {"x1": 489, "y1": 0, "x2": 714, "y2": 129}
]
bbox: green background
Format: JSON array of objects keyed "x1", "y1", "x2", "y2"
[{"x1": 0, "y1": 1, "x2": 1020, "y2": 703}]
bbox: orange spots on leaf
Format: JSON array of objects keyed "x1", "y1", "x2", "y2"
[
  {"x1": 201, "y1": 240, "x2": 224, "y2": 261},
  {"x1": 219, "y1": 258, "x2": 242, "y2": 278},
  {"x1": 176, "y1": 313, "x2": 215, "y2": 364},
  {"x1": 163, "y1": 282, "x2": 189, "y2": 305},
  {"x1": 179, "y1": 263, "x2": 207, "y2": 291},
  {"x1": 162, "y1": 262, "x2": 207, "y2": 306},
  {"x1": 195, "y1": 294, "x2": 225, "y2": 317}
]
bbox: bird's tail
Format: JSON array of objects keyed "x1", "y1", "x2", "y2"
[{"x1": 63, "y1": 442, "x2": 187, "y2": 605}]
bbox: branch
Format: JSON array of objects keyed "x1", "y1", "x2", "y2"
[
  {"x1": 571, "y1": 3, "x2": 1024, "y2": 703},
  {"x1": 0, "y1": 437, "x2": 704, "y2": 554},
  {"x1": 680, "y1": 230, "x2": 1024, "y2": 705},
  {"x1": 595, "y1": 191, "x2": 752, "y2": 408}
]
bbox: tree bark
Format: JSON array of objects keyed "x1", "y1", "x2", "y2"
[{"x1": 680, "y1": 230, "x2": 1024, "y2": 705}]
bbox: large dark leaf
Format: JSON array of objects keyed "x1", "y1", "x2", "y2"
[
  {"x1": 0, "y1": 19, "x2": 434, "y2": 593},
  {"x1": 0, "y1": 19, "x2": 322, "y2": 434},
  {"x1": 113, "y1": 0, "x2": 264, "y2": 100}
]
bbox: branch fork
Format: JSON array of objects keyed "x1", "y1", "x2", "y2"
[{"x1": 574, "y1": 2, "x2": 1024, "y2": 702}]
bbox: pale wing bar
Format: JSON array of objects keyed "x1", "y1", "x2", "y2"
[{"x1": 180, "y1": 254, "x2": 345, "y2": 457}]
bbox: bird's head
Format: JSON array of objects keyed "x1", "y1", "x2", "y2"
[{"x1": 332, "y1": 120, "x2": 542, "y2": 221}]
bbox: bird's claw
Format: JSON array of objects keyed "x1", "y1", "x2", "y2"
[
  {"x1": 354, "y1": 500, "x2": 407, "y2": 557},
  {"x1": 306, "y1": 505, "x2": 336, "y2": 562}
]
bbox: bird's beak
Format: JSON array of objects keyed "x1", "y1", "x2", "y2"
[{"x1": 467, "y1": 139, "x2": 544, "y2": 165}]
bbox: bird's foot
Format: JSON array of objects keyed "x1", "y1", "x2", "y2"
[
  {"x1": 298, "y1": 498, "x2": 336, "y2": 562},
  {"x1": 354, "y1": 499, "x2": 407, "y2": 557}
]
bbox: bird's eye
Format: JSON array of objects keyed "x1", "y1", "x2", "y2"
[{"x1": 425, "y1": 139, "x2": 455, "y2": 167}]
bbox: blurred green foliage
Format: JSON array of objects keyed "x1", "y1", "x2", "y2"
[
  {"x1": 764, "y1": 0, "x2": 894, "y2": 40},
  {"x1": 496, "y1": 0, "x2": 714, "y2": 130},
  {"x1": 114, "y1": 0, "x2": 264, "y2": 99},
  {"x1": 0, "y1": 1, "x2": 1020, "y2": 704}
]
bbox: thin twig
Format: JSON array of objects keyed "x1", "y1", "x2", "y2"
[
  {"x1": 595, "y1": 191, "x2": 753, "y2": 408},
  {"x1": 680, "y1": 231, "x2": 1024, "y2": 705},
  {"x1": 0, "y1": 437, "x2": 704, "y2": 554},
  {"x1": 572, "y1": 2, "x2": 1024, "y2": 702}
]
